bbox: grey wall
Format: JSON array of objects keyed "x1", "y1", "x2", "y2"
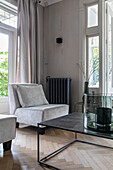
[{"x1": 44, "y1": 0, "x2": 80, "y2": 111}]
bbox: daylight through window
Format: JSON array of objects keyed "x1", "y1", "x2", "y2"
[{"x1": 0, "y1": 2, "x2": 17, "y2": 97}]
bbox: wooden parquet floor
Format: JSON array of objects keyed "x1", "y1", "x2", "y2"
[{"x1": 0, "y1": 125, "x2": 113, "y2": 170}]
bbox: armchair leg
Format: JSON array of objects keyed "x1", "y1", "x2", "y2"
[
  {"x1": 3, "y1": 140, "x2": 12, "y2": 151},
  {"x1": 16, "y1": 122, "x2": 19, "y2": 128},
  {"x1": 37, "y1": 127, "x2": 46, "y2": 135}
]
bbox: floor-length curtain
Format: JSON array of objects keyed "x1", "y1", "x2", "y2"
[{"x1": 16, "y1": 0, "x2": 39, "y2": 83}]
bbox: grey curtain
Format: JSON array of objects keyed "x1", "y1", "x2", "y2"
[{"x1": 16, "y1": 0, "x2": 39, "y2": 83}]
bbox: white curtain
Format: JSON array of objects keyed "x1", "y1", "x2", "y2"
[{"x1": 16, "y1": 0, "x2": 40, "y2": 83}]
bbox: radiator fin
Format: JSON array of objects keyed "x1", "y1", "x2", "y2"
[{"x1": 47, "y1": 78, "x2": 71, "y2": 112}]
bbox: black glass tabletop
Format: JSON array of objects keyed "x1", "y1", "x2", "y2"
[{"x1": 38, "y1": 112, "x2": 113, "y2": 140}]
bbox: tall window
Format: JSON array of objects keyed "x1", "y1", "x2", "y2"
[
  {"x1": 86, "y1": 3, "x2": 99, "y2": 89},
  {"x1": 0, "y1": 2, "x2": 17, "y2": 97},
  {"x1": 105, "y1": 1, "x2": 113, "y2": 94},
  {"x1": 87, "y1": 4, "x2": 98, "y2": 28},
  {"x1": 79, "y1": 0, "x2": 106, "y2": 97},
  {"x1": 0, "y1": 33, "x2": 8, "y2": 97},
  {"x1": 88, "y1": 36, "x2": 99, "y2": 87},
  {"x1": 0, "y1": 7, "x2": 17, "y2": 28}
]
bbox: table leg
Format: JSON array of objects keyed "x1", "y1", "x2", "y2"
[
  {"x1": 37, "y1": 125, "x2": 40, "y2": 162},
  {"x1": 75, "y1": 133, "x2": 77, "y2": 139},
  {"x1": 37, "y1": 127, "x2": 113, "y2": 170}
]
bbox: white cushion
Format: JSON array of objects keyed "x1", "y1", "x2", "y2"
[
  {"x1": 8, "y1": 83, "x2": 38, "y2": 114},
  {"x1": 17, "y1": 85, "x2": 49, "y2": 107},
  {"x1": 15, "y1": 104, "x2": 69, "y2": 126}
]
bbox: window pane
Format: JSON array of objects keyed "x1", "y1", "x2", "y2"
[
  {"x1": 0, "y1": 33, "x2": 8, "y2": 97},
  {"x1": 108, "y1": 16, "x2": 112, "y2": 92},
  {"x1": 87, "y1": 4, "x2": 98, "y2": 28},
  {"x1": 107, "y1": 2, "x2": 113, "y2": 93},
  {"x1": 0, "y1": 8, "x2": 17, "y2": 28},
  {"x1": 88, "y1": 36, "x2": 99, "y2": 87}
]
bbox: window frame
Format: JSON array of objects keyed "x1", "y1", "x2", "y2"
[
  {"x1": 86, "y1": 34, "x2": 100, "y2": 88},
  {"x1": 0, "y1": 19, "x2": 17, "y2": 100},
  {"x1": 87, "y1": 3, "x2": 99, "y2": 29},
  {"x1": 78, "y1": 0, "x2": 105, "y2": 99},
  {"x1": 0, "y1": 25, "x2": 16, "y2": 99},
  {"x1": 86, "y1": 2, "x2": 100, "y2": 93},
  {"x1": 105, "y1": 1, "x2": 113, "y2": 94},
  {"x1": 0, "y1": 1, "x2": 17, "y2": 115},
  {"x1": 0, "y1": 2, "x2": 17, "y2": 29}
]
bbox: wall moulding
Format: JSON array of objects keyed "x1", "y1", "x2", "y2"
[
  {"x1": 83, "y1": 0, "x2": 99, "y2": 5},
  {"x1": 40, "y1": 0, "x2": 62, "y2": 7},
  {"x1": 4, "y1": 0, "x2": 62, "y2": 7}
]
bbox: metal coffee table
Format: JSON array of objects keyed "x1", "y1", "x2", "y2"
[{"x1": 37, "y1": 112, "x2": 113, "y2": 170}]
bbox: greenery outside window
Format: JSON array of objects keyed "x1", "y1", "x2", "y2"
[
  {"x1": 0, "y1": 2, "x2": 17, "y2": 98},
  {"x1": 106, "y1": 1, "x2": 113, "y2": 94},
  {"x1": 88, "y1": 36, "x2": 99, "y2": 87},
  {"x1": 0, "y1": 33, "x2": 8, "y2": 97},
  {"x1": 86, "y1": 2, "x2": 99, "y2": 90}
]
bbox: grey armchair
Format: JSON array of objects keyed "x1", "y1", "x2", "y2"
[{"x1": 8, "y1": 83, "x2": 69, "y2": 128}]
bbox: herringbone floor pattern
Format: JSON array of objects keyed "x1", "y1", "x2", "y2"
[{"x1": 0, "y1": 125, "x2": 113, "y2": 170}]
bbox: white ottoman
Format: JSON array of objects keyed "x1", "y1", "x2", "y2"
[{"x1": 0, "y1": 115, "x2": 16, "y2": 151}]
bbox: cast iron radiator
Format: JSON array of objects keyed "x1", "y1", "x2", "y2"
[{"x1": 46, "y1": 77, "x2": 71, "y2": 112}]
